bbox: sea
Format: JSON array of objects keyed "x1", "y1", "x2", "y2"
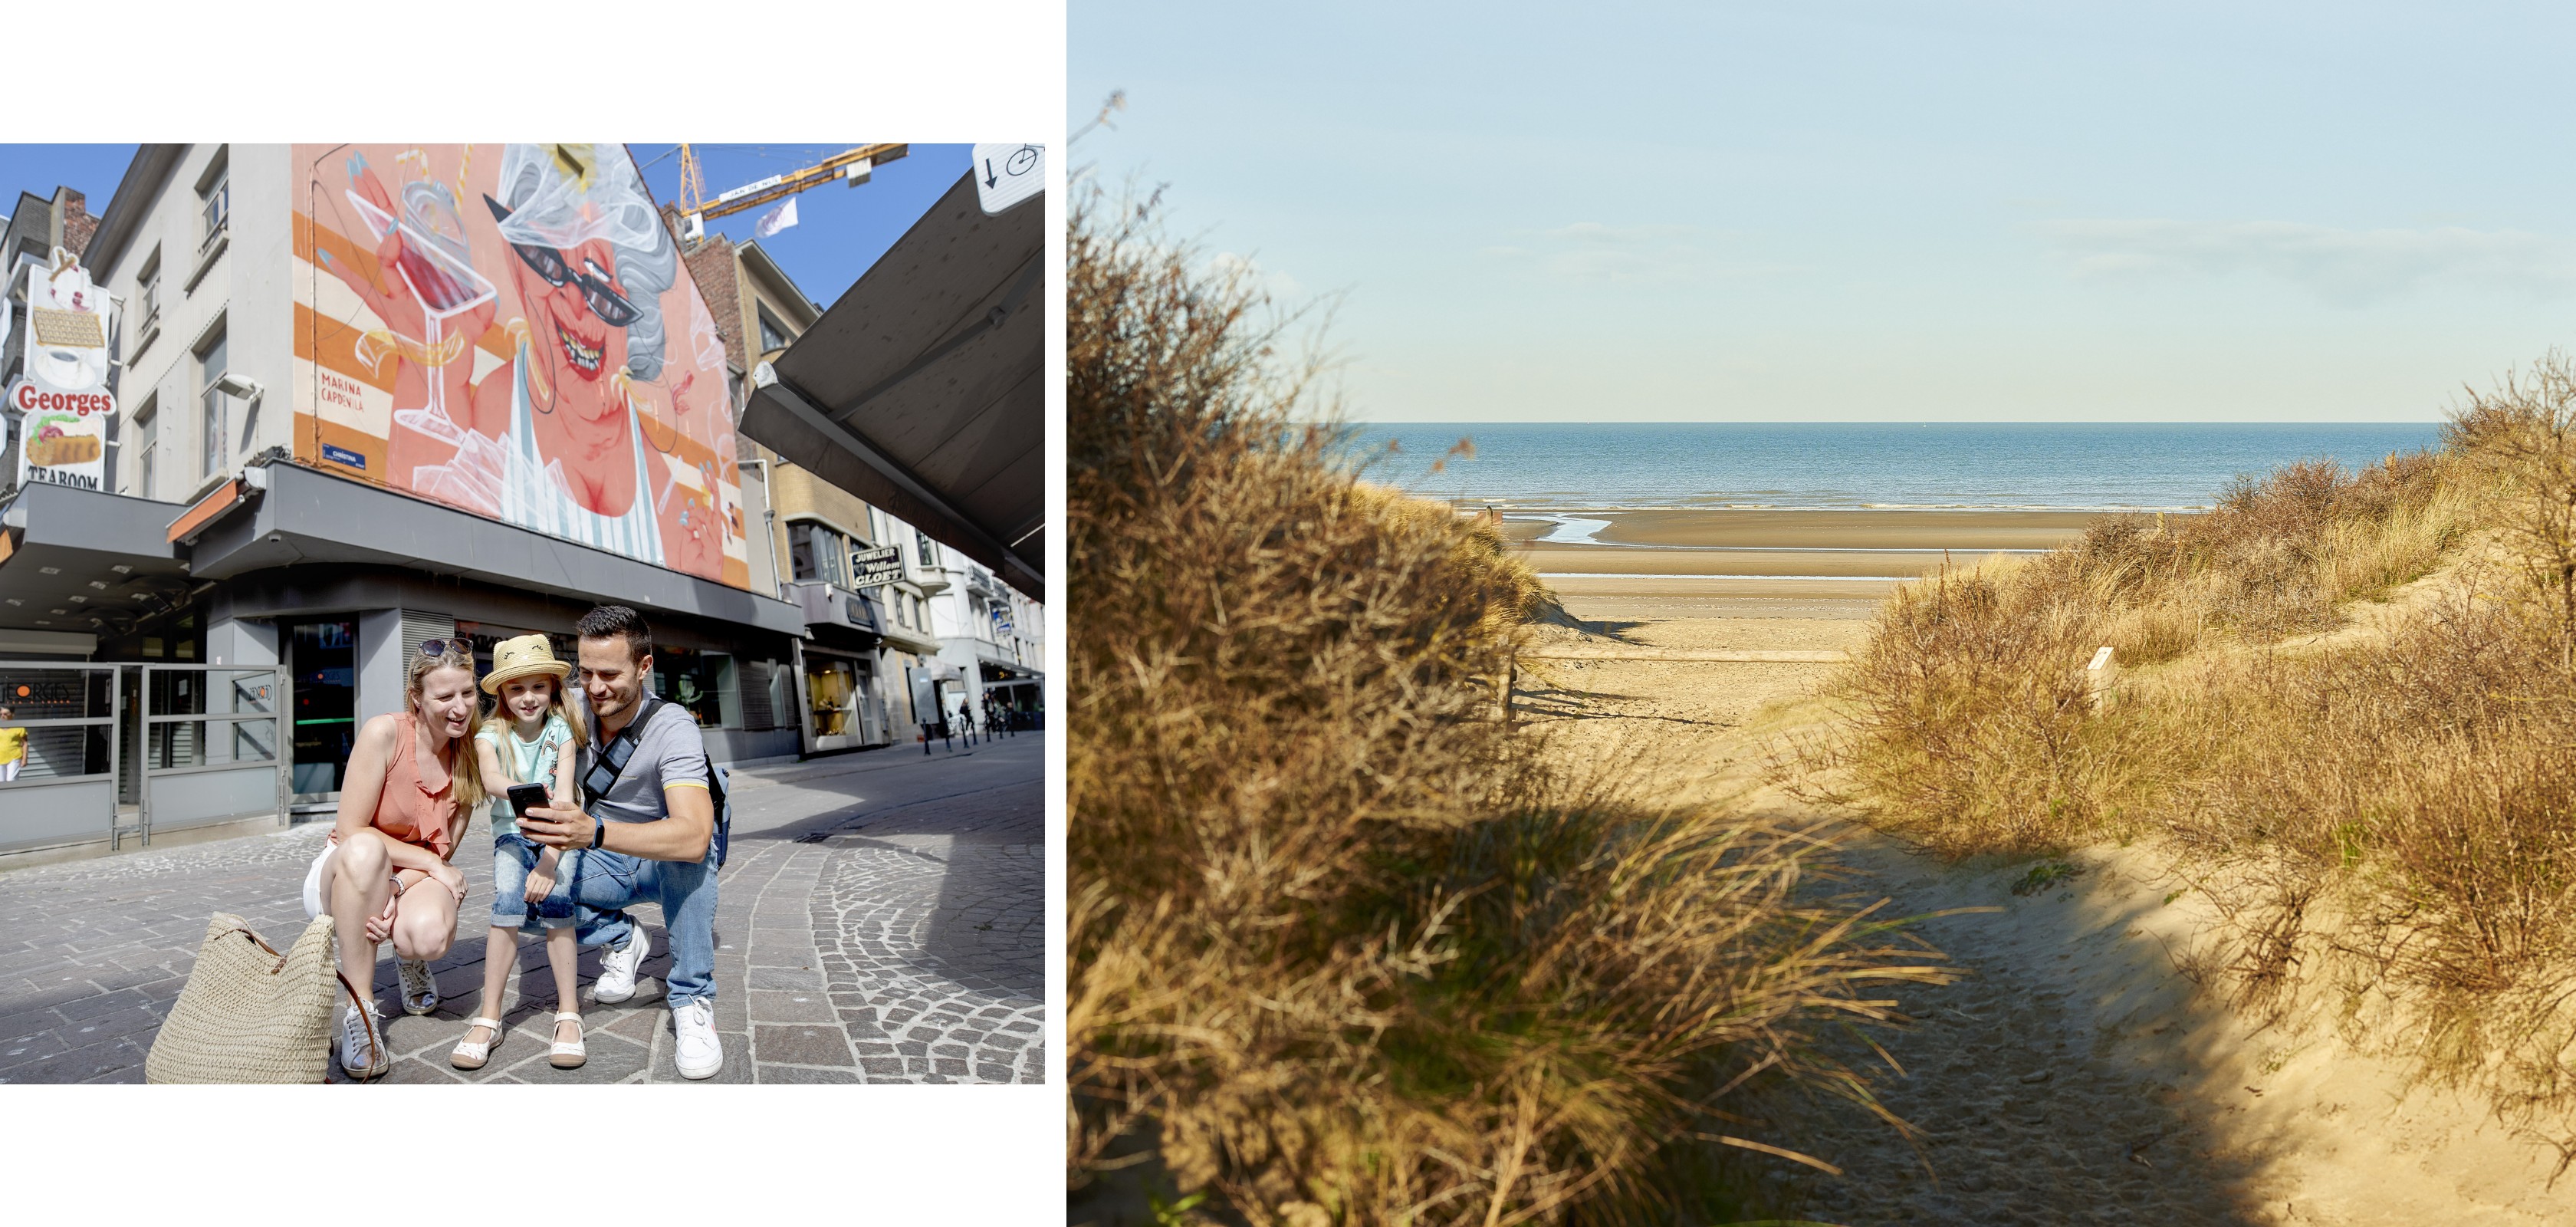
[{"x1": 1346, "y1": 422, "x2": 2448, "y2": 512}]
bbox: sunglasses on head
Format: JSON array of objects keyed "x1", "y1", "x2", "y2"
[
  {"x1": 482, "y1": 196, "x2": 642, "y2": 328},
  {"x1": 419, "y1": 639, "x2": 452, "y2": 658}
]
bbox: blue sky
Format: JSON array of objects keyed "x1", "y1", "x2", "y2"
[
  {"x1": 0, "y1": 143, "x2": 968, "y2": 314},
  {"x1": 1071, "y1": 2, "x2": 2576, "y2": 422}
]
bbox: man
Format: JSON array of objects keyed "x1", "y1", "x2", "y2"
[
  {"x1": 0, "y1": 706, "x2": 22, "y2": 783},
  {"x1": 518, "y1": 605, "x2": 725, "y2": 1080}
]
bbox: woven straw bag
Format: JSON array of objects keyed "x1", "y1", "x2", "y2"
[{"x1": 145, "y1": 913, "x2": 379, "y2": 1084}]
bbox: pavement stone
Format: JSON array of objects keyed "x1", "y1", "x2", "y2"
[{"x1": 0, "y1": 731, "x2": 1046, "y2": 1085}]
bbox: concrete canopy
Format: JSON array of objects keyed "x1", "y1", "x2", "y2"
[
  {"x1": 0, "y1": 482, "x2": 192, "y2": 637},
  {"x1": 738, "y1": 170, "x2": 1043, "y2": 602}
]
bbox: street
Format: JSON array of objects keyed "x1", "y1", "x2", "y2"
[{"x1": 0, "y1": 730, "x2": 1046, "y2": 1084}]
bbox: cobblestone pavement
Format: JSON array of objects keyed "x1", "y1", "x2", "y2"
[{"x1": 0, "y1": 730, "x2": 1046, "y2": 1084}]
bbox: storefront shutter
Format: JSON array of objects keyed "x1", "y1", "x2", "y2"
[
  {"x1": 740, "y1": 660, "x2": 778, "y2": 730},
  {"x1": 399, "y1": 610, "x2": 456, "y2": 662}
]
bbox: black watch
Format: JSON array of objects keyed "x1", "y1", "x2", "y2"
[{"x1": 590, "y1": 819, "x2": 608, "y2": 850}]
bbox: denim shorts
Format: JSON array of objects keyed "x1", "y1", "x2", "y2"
[{"x1": 491, "y1": 833, "x2": 581, "y2": 929}]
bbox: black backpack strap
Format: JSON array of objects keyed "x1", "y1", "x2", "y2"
[{"x1": 580, "y1": 692, "x2": 665, "y2": 809}]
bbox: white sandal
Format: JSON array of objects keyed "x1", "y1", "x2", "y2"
[
  {"x1": 549, "y1": 1012, "x2": 586, "y2": 1069},
  {"x1": 451, "y1": 1016, "x2": 504, "y2": 1071}
]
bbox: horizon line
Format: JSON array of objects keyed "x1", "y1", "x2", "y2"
[{"x1": 1340, "y1": 419, "x2": 2451, "y2": 426}]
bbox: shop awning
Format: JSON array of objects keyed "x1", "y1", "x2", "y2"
[
  {"x1": 0, "y1": 481, "x2": 192, "y2": 637},
  {"x1": 738, "y1": 169, "x2": 1043, "y2": 603},
  {"x1": 182, "y1": 462, "x2": 810, "y2": 637}
]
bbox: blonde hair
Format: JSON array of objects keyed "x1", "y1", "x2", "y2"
[
  {"x1": 478, "y1": 669, "x2": 589, "y2": 785},
  {"x1": 409, "y1": 643, "x2": 487, "y2": 816}
]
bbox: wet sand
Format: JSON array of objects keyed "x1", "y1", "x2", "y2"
[
  {"x1": 1508, "y1": 507, "x2": 2111, "y2": 615},
  {"x1": 1500, "y1": 508, "x2": 2113, "y2": 550}
]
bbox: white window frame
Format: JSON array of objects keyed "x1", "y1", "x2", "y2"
[
  {"x1": 198, "y1": 328, "x2": 228, "y2": 479},
  {"x1": 757, "y1": 304, "x2": 792, "y2": 355},
  {"x1": 131, "y1": 394, "x2": 159, "y2": 499},
  {"x1": 199, "y1": 168, "x2": 229, "y2": 252},
  {"x1": 135, "y1": 247, "x2": 162, "y2": 339}
]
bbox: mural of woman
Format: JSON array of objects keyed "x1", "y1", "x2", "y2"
[
  {"x1": 470, "y1": 143, "x2": 679, "y2": 564},
  {"x1": 305, "y1": 143, "x2": 732, "y2": 581}
]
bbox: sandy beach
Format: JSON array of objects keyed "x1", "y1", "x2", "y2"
[{"x1": 1510, "y1": 519, "x2": 2576, "y2": 1226}]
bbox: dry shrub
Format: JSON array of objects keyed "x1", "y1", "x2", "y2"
[
  {"x1": 1815, "y1": 433, "x2": 2469, "y2": 855},
  {"x1": 1813, "y1": 350, "x2": 2576, "y2": 1128},
  {"x1": 1070, "y1": 187, "x2": 1953, "y2": 1224}
]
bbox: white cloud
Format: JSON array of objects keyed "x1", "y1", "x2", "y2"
[
  {"x1": 1203, "y1": 251, "x2": 1303, "y2": 301},
  {"x1": 2040, "y1": 218, "x2": 2576, "y2": 305},
  {"x1": 1483, "y1": 222, "x2": 1724, "y2": 283}
]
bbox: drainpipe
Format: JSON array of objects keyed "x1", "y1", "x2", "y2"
[{"x1": 737, "y1": 456, "x2": 784, "y2": 600}]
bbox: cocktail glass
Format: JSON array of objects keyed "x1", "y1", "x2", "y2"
[{"x1": 346, "y1": 187, "x2": 501, "y2": 508}]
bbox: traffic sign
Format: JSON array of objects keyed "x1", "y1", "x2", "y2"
[{"x1": 972, "y1": 143, "x2": 1043, "y2": 216}]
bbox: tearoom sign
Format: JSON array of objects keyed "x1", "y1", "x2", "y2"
[{"x1": 10, "y1": 247, "x2": 115, "y2": 492}]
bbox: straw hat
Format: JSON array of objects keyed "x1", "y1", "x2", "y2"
[{"x1": 481, "y1": 633, "x2": 572, "y2": 694}]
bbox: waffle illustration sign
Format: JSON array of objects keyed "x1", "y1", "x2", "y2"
[{"x1": 10, "y1": 248, "x2": 116, "y2": 492}]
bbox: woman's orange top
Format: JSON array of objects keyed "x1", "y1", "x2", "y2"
[{"x1": 369, "y1": 711, "x2": 460, "y2": 860}]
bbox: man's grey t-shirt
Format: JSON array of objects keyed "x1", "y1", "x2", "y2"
[{"x1": 582, "y1": 700, "x2": 711, "y2": 826}]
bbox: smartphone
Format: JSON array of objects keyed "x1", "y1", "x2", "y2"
[{"x1": 506, "y1": 783, "x2": 551, "y2": 816}]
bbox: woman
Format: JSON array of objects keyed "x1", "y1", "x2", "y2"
[{"x1": 300, "y1": 640, "x2": 485, "y2": 1081}]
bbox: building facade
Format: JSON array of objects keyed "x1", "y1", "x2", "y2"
[
  {"x1": 0, "y1": 145, "x2": 810, "y2": 859},
  {"x1": 678, "y1": 225, "x2": 1043, "y2": 755}
]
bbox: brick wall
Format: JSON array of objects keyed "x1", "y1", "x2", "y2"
[
  {"x1": 57, "y1": 189, "x2": 95, "y2": 258},
  {"x1": 678, "y1": 231, "x2": 748, "y2": 377}
]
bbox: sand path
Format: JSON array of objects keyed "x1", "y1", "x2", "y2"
[{"x1": 1526, "y1": 593, "x2": 2576, "y2": 1226}]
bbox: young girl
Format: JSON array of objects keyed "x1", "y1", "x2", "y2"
[{"x1": 450, "y1": 634, "x2": 589, "y2": 1072}]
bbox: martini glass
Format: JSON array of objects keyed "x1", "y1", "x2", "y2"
[{"x1": 347, "y1": 186, "x2": 501, "y2": 507}]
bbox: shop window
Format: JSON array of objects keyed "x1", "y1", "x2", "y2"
[
  {"x1": 807, "y1": 657, "x2": 855, "y2": 738},
  {"x1": 288, "y1": 620, "x2": 356, "y2": 796},
  {"x1": 652, "y1": 646, "x2": 738, "y2": 728}
]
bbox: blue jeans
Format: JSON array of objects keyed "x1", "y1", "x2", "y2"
[
  {"x1": 557, "y1": 840, "x2": 719, "y2": 1010},
  {"x1": 491, "y1": 833, "x2": 586, "y2": 929}
]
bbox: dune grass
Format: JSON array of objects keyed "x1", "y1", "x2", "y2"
[
  {"x1": 1811, "y1": 352, "x2": 2576, "y2": 1134},
  {"x1": 1070, "y1": 186, "x2": 1957, "y2": 1224}
]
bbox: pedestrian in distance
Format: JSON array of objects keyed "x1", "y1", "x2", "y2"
[
  {"x1": 452, "y1": 635, "x2": 594, "y2": 1072},
  {"x1": 516, "y1": 605, "x2": 728, "y2": 1080},
  {"x1": 301, "y1": 640, "x2": 485, "y2": 1081},
  {"x1": 0, "y1": 705, "x2": 23, "y2": 784}
]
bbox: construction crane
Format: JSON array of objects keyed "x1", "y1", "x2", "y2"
[{"x1": 674, "y1": 143, "x2": 910, "y2": 238}]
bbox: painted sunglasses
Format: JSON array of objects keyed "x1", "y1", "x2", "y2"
[{"x1": 481, "y1": 196, "x2": 642, "y2": 328}]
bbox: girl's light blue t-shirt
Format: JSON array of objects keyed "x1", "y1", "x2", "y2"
[{"x1": 477, "y1": 714, "x2": 573, "y2": 837}]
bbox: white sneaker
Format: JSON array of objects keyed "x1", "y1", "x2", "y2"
[
  {"x1": 397, "y1": 958, "x2": 439, "y2": 1015},
  {"x1": 339, "y1": 1001, "x2": 388, "y2": 1080},
  {"x1": 672, "y1": 998, "x2": 722, "y2": 1080},
  {"x1": 594, "y1": 926, "x2": 650, "y2": 1004}
]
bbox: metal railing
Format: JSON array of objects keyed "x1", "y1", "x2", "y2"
[
  {"x1": 0, "y1": 662, "x2": 121, "y2": 854},
  {"x1": 134, "y1": 663, "x2": 282, "y2": 847}
]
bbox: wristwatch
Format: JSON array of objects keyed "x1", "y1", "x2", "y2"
[{"x1": 590, "y1": 819, "x2": 607, "y2": 850}]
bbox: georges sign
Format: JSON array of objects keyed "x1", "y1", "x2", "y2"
[
  {"x1": 11, "y1": 377, "x2": 116, "y2": 490},
  {"x1": 12, "y1": 248, "x2": 116, "y2": 492}
]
